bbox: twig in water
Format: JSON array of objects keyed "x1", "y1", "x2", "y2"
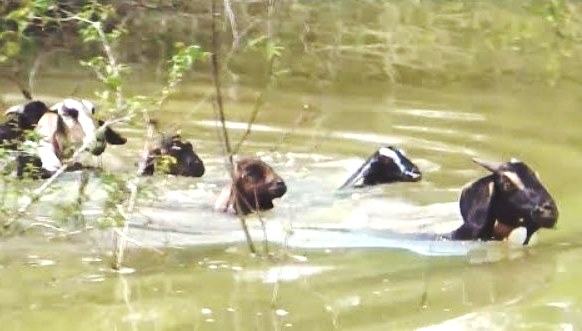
[
  {"x1": 232, "y1": 90, "x2": 266, "y2": 155},
  {"x1": 211, "y1": 0, "x2": 256, "y2": 254},
  {"x1": 111, "y1": 115, "x2": 157, "y2": 270},
  {"x1": 231, "y1": 0, "x2": 278, "y2": 155},
  {"x1": 254, "y1": 188, "x2": 269, "y2": 255}
]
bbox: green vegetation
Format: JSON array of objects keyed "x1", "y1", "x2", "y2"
[
  {"x1": 0, "y1": 0, "x2": 208, "y2": 269},
  {"x1": 3, "y1": 0, "x2": 582, "y2": 91}
]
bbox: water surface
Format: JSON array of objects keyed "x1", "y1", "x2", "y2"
[{"x1": 2, "y1": 1, "x2": 582, "y2": 329}]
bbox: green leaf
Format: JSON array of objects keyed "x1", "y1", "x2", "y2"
[
  {"x1": 248, "y1": 35, "x2": 268, "y2": 48},
  {"x1": 266, "y1": 41, "x2": 284, "y2": 61}
]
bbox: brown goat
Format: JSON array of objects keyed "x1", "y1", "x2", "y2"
[{"x1": 214, "y1": 158, "x2": 287, "y2": 215}]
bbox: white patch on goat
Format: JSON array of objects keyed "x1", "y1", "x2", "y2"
[
  {"x1": 407, "y1": 170, "x2": 420, "y2": 179},
  {"x1": 33, "y1": 99, "x2": 99, "y2": 172},
  {"x1": 396, "y1": 147, "x2": 406, "y2": 156},
  {"x1": 80, "y1": 99, "x2": 95, "y2": 114},
  {"x1": 352, "y1": 162, "x2": 372, "y2": 186},
  {"x1": 51, "y1": 99, "x2": 97, "y2": 147},
  {"x1": 379, "y1": 147, "x2": 419, "y2": 179},
  {"x1": 5, "y1": 104, "x2": 24, "y2": 114},
  {"x1": 35, "y1": 113, "x2": 64, "y2": 171},
  {"x1": 508, "y1": 227, "x2": 527, "y2": 244},
  {"x1": 379, "y1": 147, "x2": 406, "y2": 172},
  {"x1": 50, "y1": 99, "x2": 94, "y2": 114}
]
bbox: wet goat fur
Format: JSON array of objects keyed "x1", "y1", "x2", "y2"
[
  {"x1": 217, "y1": 158, "x2": 287, "y2": 215},
  {"x1": 450, "y1": 159, "x2": 558, "y2": 245},
  {"x1": 139, "y1": 135, "x2": 205, "y2": 177}
]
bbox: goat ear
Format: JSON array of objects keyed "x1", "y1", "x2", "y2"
[
  {"x1": 455, "y1": 175, "x2": 496, "y2": 239},
  {"x1": 105, "y1": 127, "x2": 127, "y2": 145},
  {"x1": 5, "y1": 104, "x2": 24, "y2": 114},
  {"x1": 97, "y1": 120, "x2": 127, "y2": 145},
  {"x1": 49, "y1": 102, "x2": 62, "y2": 112},
  {"x1": 338, "y1": 151, "x2": 378, "y2": 189}
]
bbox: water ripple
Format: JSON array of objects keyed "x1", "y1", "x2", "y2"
[{"x1": 392, "y1": 108, "x2": 486, "y2": 122}]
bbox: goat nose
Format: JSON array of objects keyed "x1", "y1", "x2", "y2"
[
  {"x1": 272, "y1": 180, "x2": 287, "y2": 195},
  {"x1": 534, "y1": 201, "x2": 557, "y2": 217}
]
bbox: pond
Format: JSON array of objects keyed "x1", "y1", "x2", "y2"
[{"x1": 1, "y1": 1, "x2": 582, "y2": 330}]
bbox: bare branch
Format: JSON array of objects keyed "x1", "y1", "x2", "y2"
[
  {"x1": 211, "y1": 0, "x2": 256, "y2": 254},
  {"x1": 224, "y1": 0, "x2": 240, "y2": 48}
]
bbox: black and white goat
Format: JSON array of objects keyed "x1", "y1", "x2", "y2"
[
  {"x1": 339, "y1": 146, "x2": 422, "y2": 189},
  {"x1": 16, "y1": 98, "x2": 126, "y2": 178}
]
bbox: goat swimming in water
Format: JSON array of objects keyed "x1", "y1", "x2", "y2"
[
  {"x1": 1, "y1": 101, "x2": 49, "y2": 148},
  {"x1": 138, "y1": 134, "x2": 205, "y2": 177},
  {"x1": 8, "y1": 99, "x2": 126, "y2": 178},
  {"x1": 214, "y1": 158, "x2": 287, "y2": 215},
  {"x1": 339, "y1": 146, "x2": 422, "y2": 189},
  {"x1": 448, "y1": 158, "x2": 558, "y2": 245}
]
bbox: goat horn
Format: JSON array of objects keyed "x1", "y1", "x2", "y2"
[{"x1": 472, "y1": 158, "x2": 503, "y2": 172}]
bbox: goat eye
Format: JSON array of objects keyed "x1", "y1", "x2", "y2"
[
  {"x1": 243, "y1": 167, "x2": 263, "y2": 181},
  {"x1": 500, "y1": 176, "x2": 516, "y2": 192}
]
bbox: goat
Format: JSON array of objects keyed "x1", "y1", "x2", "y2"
[
  {"x1": 214, "y1": 158, "x2": 287, "y2": 215},
  {"x1": 137, "y1": 134, "x2": 205, "y2": 177},
  {"x1": 449, "y1": 158, "x2": 558, "y2": 245},
  {"x1": 339, "y1": 146, "x2": 422, "y2": 189},
  {"x1": 17, "y1": 99, "x2": 126, "y2": 178},
  {"x1": 1, "y1": 101, "x2": 49, "y2": 148}
]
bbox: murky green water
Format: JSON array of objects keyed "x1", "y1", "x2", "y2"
[{"x1": 2, "y1": 1, "x2": 582, "y2": 330}]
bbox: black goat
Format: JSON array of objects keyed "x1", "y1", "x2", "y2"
[
  {"x1": 0, "y1": 101, "x2": 49, "y2": 148},
  {"x1": 138, "y1": 135, "x2": 205, "y2": 177},
  {"x1": 450, "y1": 158, "x2": 558, "y2": 245}
]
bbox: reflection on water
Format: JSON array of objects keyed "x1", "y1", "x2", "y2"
[
  {"x1": 1, "y1": 237, "x2": 581, "y2": 330},
  {"x1": 3, "y1": 78, "x2": 582, "y2": 329},
  {"x1": 2, "y1": 77, "x2": 582, "y2": 329},
  {"x1": 3, "y1": 4, "x2": 582, "y2": 331}
]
